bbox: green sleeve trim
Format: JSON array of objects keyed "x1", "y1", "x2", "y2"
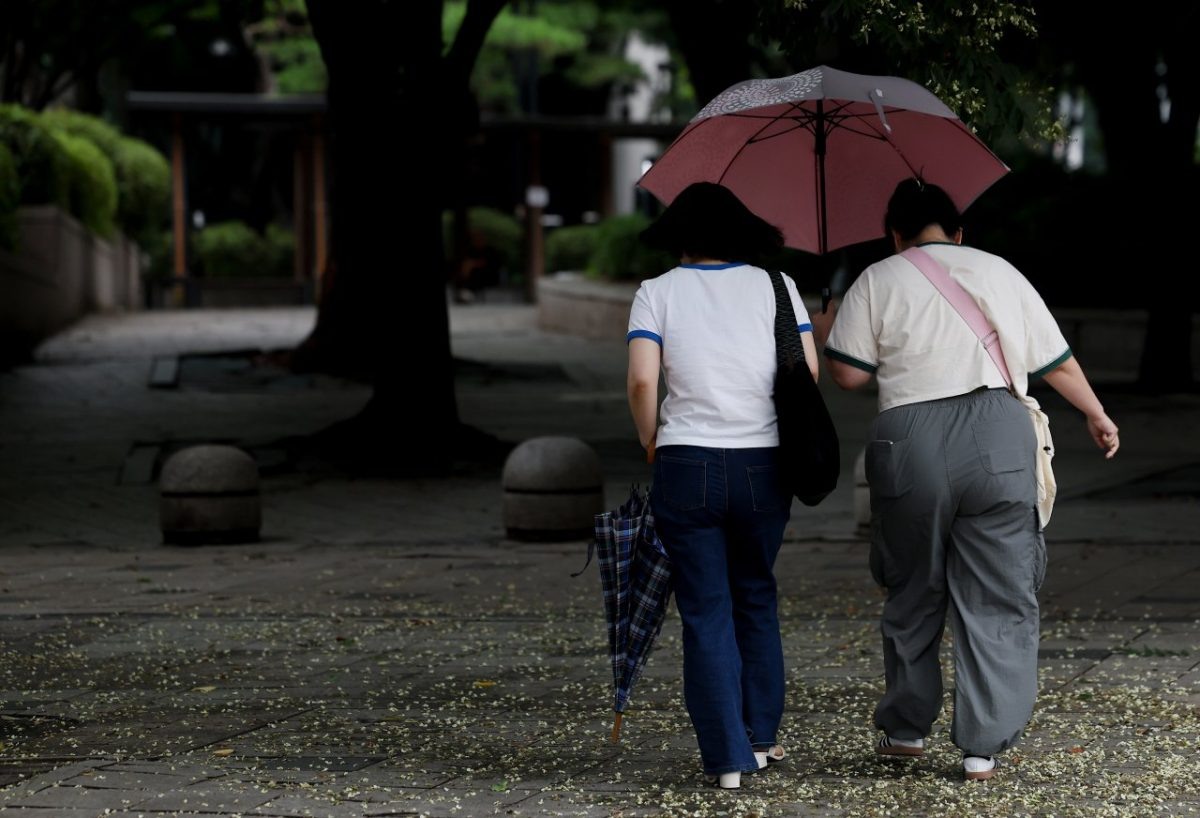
[
  {"x1": 824, "y1": 347, "x2": 878, "y2": 374},
  {"x1": 1031, "y1": 347, "x2": 1073, "y2": 379}
]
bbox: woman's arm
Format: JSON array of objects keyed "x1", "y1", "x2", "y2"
[
  {"x1": 627, "y1": 338, "x2": 661, "y2": 450},
  {"x1": 1040, "y1": 355, "x2": 1119, "y2": 458},
  {"x1": 828, "y1": 358, "x2": 873, "y2": 390},
  {"x1": 802, "y1": 332, "x2": 819, "y2": 382}
]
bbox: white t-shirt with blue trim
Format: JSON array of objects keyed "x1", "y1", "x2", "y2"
[{"x1": 627, "y1": 262, "x2": 813, "y2": 449}]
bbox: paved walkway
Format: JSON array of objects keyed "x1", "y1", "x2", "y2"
[{"x1": 1, "y1": 305, "x2": 1198, "y2": 817}]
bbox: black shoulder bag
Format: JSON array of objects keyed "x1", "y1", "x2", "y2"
[{"x1": 767, "y1": 270, "x2": 840, "y2": 505}]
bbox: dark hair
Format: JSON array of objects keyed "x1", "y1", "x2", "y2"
[
  {"x1": 884, "y1": 178, "x2": 962, "y2": 241},
  {"x1": 640, "y1": 182, "x2": 784, "y2": 261}
]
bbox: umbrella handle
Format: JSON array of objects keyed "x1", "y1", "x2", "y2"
[{"x1": 611, "y1": 712, "x2": 623, "y2": 743}]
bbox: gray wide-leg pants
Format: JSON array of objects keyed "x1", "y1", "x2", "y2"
[{"x1": 866, "y1": 387, "x2": 1045, "y2": 757}]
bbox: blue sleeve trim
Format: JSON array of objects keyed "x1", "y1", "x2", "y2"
[
  {"x1": 824, "y1": 346, "x2": 878, "y2": 373},
  {"x1": 627, "y1": 330, "x2": 663, "y2": 346},
  {"x1": 1030, "y1": 347, "x2": 1073, "y2": 379},
  {"x1": 797, "y1": 322, "x2": 813, "y2": 334}
]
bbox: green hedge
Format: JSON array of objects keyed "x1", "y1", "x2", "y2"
[
  {"x1": 0, "y1": 143, "x2": 18, "y2": 250},
  {"x1": 54, "y1": 131, "x2": 118, "y2": 237},
  {"x1": 545, "y1": 224, "x2": 598, "y2": 273},
  {"x1": 0, "y1": 103, "x2": 69, "y2": 208},
  {"x1": 193, "y1": 221, "x2": 272, "y2": 278},
  {"x1": 443, "y1": 206, "x2": 523, "y2": 273},
  {"x1": 193, "y1": 220, "x2": 295, "y2": 278},
  {"x1": 589, "y1": 214, "x2": 675, "y2": 281},
  {"x1": 41, "y1": 108, "x2": 170, "y2": 242},
  {"x1": 265, "y1": 223, "x2": 295, "y2": 278}
]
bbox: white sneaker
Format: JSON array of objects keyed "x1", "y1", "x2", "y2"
[
  {"x1": 876, "y1": 734, "x2": 925, "y2": 757},
  {"x1": 963, "y1": 755, "x2": 997, "y2": 781},
  {"x1": 705, "y1": 771, "x2": 741, "y2": 789}
]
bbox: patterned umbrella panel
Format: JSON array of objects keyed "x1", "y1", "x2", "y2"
[{"x1": 638, "y1": 66, "x2": 1009, "y2": 254}]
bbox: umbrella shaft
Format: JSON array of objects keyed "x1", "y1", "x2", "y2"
[
  {"x1": 611, "y1": 712, "x2": 623, "y2": 743},
  {"x1": 816, "y1": 100, "x2": 828, "y2": 254}
]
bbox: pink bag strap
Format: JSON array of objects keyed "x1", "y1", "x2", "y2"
[{"x1": 900, "y1": 246, "x2": 1013, "y2": 389}]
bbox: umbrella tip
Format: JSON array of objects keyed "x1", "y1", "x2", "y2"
[{"x1": 611, "y1": 712, "x2": 624, "y2": 743}]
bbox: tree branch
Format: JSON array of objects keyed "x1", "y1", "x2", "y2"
[{"x1": 445, "y1": 0, "x2": 508, "y2": 83}]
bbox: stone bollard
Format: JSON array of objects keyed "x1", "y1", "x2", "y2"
[
  {"x1": 502, "y1": 436, "x2": 604, "y2": 541},
  {"x1": 854, "y1": 447, "x2": 870, "y2": 535},
  {"x1": 160, "y1": 445, "x2": 261, "y2": 545}
]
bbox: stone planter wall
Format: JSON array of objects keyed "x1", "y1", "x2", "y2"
[
  {"x1": 536, "y1": 271, "x2": 1200, "y2": 379},
  {"x1": 536, "y1": 273, "x2": 639, "y2": 342},
  {"x1": 0, "y1": 206, "x2": 143, "y2": 362}
]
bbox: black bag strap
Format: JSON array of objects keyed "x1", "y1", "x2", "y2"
[{"x1": 767, "y1": 270, "x2": 807, "y2": 370}]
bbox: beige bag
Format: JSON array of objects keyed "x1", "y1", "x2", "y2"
[{"x1": 1018, "y1": 393, "x2": 1057, "y2": 527}]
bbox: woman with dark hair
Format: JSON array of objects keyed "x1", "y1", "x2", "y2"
[
  {"x1": 818, "y1": 178, "x2": 1119, "y2": 781},
  {"x1": 627, "y1": 182, "x2": 819, "y2": 789}
]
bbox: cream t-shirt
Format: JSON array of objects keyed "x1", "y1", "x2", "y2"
[{"x1": 824, "y1": 243, "x2": 1071, "y2": 412}]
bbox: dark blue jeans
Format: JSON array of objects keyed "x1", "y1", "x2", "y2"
[{"x1": 651, "y1": 445, "x2": 791, "y2": 775}]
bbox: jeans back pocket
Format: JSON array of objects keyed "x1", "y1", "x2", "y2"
[
  {"x1": 746, "y1": 464, "x2": 784, "y2": 512},
  {"x1": 658, "y1": 455, "x2": 706, "y2": 511}
]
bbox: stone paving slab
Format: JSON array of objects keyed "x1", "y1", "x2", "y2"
[{"x1": 4, "y1": 306, "x2": 1200, "y2": 816}]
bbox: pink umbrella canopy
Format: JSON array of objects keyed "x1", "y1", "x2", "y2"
[{"x1": 637, "y1": 65, "x2": 1009, "y2": 254}]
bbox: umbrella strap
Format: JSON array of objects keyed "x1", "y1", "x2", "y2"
[{"x1": 570, "y1": 539, "x2": 595, "y2": 578}]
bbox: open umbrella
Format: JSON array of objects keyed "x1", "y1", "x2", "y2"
[
  {"x1": 637, "y1": 65, "x2": 1009, "y2": 254},
  {"x1": 592, "y1": 486, "x2": 672, "y2": 742}
]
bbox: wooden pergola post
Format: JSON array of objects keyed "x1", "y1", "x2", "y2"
[
  {"x1": 312, "y1": 115, "x2": 329, "y2": 294},
  {"x1": 170, "y1": 113, "x2": 187, "y2": 306},
  {"x1": 524, "y1": 128, "x2": 544, "y2": 303},
  {"x1": 293, "y1": 133, "x2": 312, "y2": 284}
]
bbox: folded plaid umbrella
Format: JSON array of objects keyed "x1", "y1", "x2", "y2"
[{"x1": 592, "y1": 486, "x2": 673, "y2": 742}]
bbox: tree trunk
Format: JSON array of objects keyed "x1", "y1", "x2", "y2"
[
  {"x1": 301, "y1": 0, "x2": 509, "y2": 471},
  {"x1": 1136, "y1": 15, "x2": 1199, "y2": 391},
  {"x1": 1054, "y1": 4, "x2": 1197, "y2": 392},
  {"x1": 663, "y1": 0, "x2": 757, "y2": 104},
  {"x1": 301, "y1": 0, "x2": 458, "y2": 471}
]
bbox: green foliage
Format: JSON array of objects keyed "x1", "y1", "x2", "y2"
[
  {"x1": 54, "y1": 131, "x2": 118, "y2": 237},
  {"x1": 0, "y1": 104, "x2": 69, "y2": 207},
  {"x1": 444, "y1": 1, "x2": 658, "y2": 115},
  {"x1": 264, "y1": 38, "x2": 327, "y2": 93},
  {"x1": 142, "y1": 228, "x2": 174, "y2": 281},
  {"x1": 0, "y1": 142, "x2": 19, "y2": 251},
  {"x1": 265, "y1": 223, "x2": 296, "y2": 277},
  {"x1": 545, "y1": 224, "x2": 600, "y2": 272},
  {"x1": 193, "y1": 221, "x2": 273, "y2": 278},
  {"x1": 589, "y1": 214, "x2": 675, "y2": 281},
  {"x1": 247, "y1": 0, "x2": 327, "y2": 94},
  {"x1": 41, "y1": 108, "x2": 171, "y2": 242},
  {"x1": 445, "y1": 3, "x2": 586, "y2": 57},
  {"x1": 111, "y1": 137, "x2": 171, "y2": 243},
  {"x1": 564, "y1": 54, "x2": 644, "y2": 89},
  {"x1": 765, "y1": 0, "x2": 1060, "y2": 144},
  {"x1": 442, "y1": 206, "x2": 525, "y2": 281}
]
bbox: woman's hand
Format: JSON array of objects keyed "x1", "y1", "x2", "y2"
[{"x1": 1087, "y1": 413, "x2": 1119, "y2": 459}]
